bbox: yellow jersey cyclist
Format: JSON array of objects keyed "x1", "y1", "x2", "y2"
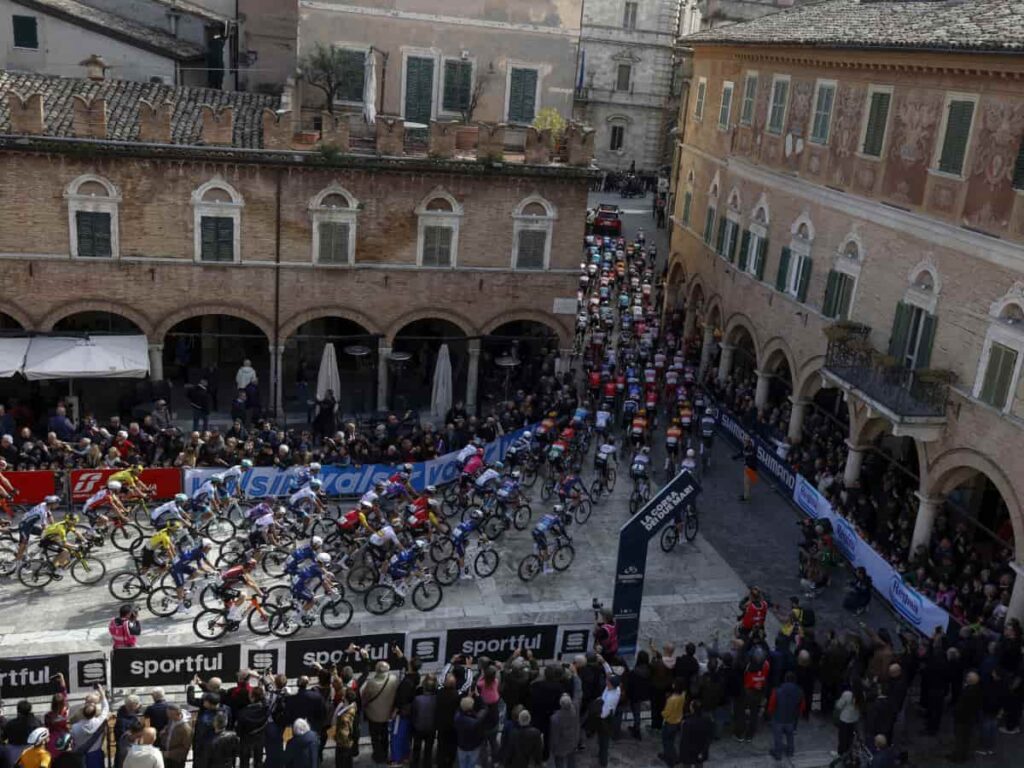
[
  {"x1": 141, "y1": 520, "x2": 182, "y2": 573},
  {"x1": 110, "y1": 464, "x2": 154, "y2": 498},
  {"x1": 39, "y1": 513, "x2": 82, "y2": 576}
]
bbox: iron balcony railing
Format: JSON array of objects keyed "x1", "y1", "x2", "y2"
[{"x1": 823, "y1": 324, "x2": 949, "y2": 419}]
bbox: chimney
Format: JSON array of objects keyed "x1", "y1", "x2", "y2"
[
  {"x1": 262, "y1": 108, "x2": 292, "y2": 149},
  {"x1": 71, "y1": 95, "x2": 107, "y2": 138},
  {"x1": 138, "y1": 99, "x2": 173, "y2": 143},
  {"x1": 319, "y1": 111, "x2": 349, "y2": 151},
  {"x1": 7, "y1": 92, "x2": 45, "y2": 134},
  {"x1": 79, "y1": 54, "x2": 108, "y2": 81},
  {"x1": 476, "y1": 123, "x2": 506, "y2": 162},
  {"x1": 199, "y1": 105, "x2": 234, "y2": 145},
  {"x1": 524, "y1": 127, "x2": 552, "y2": 165}
]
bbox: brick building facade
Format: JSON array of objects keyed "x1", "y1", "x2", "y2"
[{"x1": 670, "y1": 0, "x2": 1024, "y2": 618}]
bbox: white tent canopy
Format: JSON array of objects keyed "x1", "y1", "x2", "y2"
[
  {"x1": 0, "y1": 337, "x2": 31, "y2": 378},
  {"x1": 316, "y1": 342, "x2": 342, "y2": 401},
  {"x1": 430, "y1": 343, "x2": 453, "y2": 422},
  {"x1": 9, "y1": 335, "x2": 151, "y2": 380}
]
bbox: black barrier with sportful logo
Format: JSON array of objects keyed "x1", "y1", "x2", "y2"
[
  {"x1": 112, "y1": 645, "x2": 242, "y2": 688},
  {"x1": 444, "y1": 625, "x2": 558, "y2": 662},
  {"x1": 612, "y1": 469, "x2": 701, "y2": 658},
  {"x1": 284, "y1": 633, "x2": 405, "y2": 677},
  {"x1": 0, "y1": 653, "x2": 70, "y2": 698}
]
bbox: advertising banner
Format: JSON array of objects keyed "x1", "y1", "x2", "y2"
[
  {"x1": 69, "y1": 651, "x2": 108, "y2": 692},
  {"x1": 112, "y1": 645, "x2": 241, "y2": 688},
  {"x1": 184, "y1": 426, "x2": 533, "y2": 498},
  {"x1": 6, "y1": 470, "x2": 58, "y2": 505},
  {"x1": 0, "y1": 652, "x2": 70, "y2": 698},
  {"x1": 70, "y1": 467, "x2": 181, "y2": 502},
  {"x1": 611, "y1": 469, "x2": 701, "y2": 657},
  {"x1": 556, "y1": 625, "x2": 592, "y2": 658},
  {"x1": 283, "y1": 633, "x2": 405, "y2": 677},
  {"x1": 444, "y1": 625, "x2": 558, "y2": 662}
]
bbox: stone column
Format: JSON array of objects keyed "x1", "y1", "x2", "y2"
[
  {"x1": 698, "y1": 326, "x2": 715, "y2": 379},
  {"x1": 716, "y1": 344, "x2": 735, "y2": 384},
  {"x1": 148, "y1": 344, "x2": 164, "y2": 382},
  {"x1": 911, "y1": 492, "x2": 944, "y2": 554},
  {"x1": 377, "y1": 345, "x2": 391, "y2": 412},
  {"x1": 1008, "y1": 563, "x2": 1024, "y2": 622},
  {"x1": 754, "y1": 370, "x2": 771, "y2": 410},
  {"x1": 683, "y1": 306, "x2": 697, "y2": 340},
  {"x1": 270, "y1": 345, "x2": 285, "y2": 416},
  {"x1": 466, "y1": 340, "x2": 481, "y2": 415},
  {"x1": 843, "y1": 441, "x2": 867, "y2": 487},
  {"x1": 787, "y1": 397, "x2": 810, "y2": 442}
]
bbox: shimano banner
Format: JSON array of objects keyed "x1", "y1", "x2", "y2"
[
  {"x1": 612, "y1": 469, "x2": 701, "y2": 657},
  {"x1": 184, "y1": 426, "x2": 533, "y2": 497}
]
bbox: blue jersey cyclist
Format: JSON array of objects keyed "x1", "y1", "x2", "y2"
[
  {"x1": 631, "y1": 448, "x2": 651, "y2": 480},
  {"x1": 192, "y1": 475, "x2": 229, "y2": 511},
  {"x1": 169, "y1": 539, "x2": 216, "y2": 611},
  {"x1": 385, "y1": 540, "x2": 430, "y2": 589},
  {"x1": 289, "y1": 462, "x2": 322, "y2": 492},
  {"x1": 287, "y1": 479, "x2": 325, "y2": 526},
  {"x1": 557, "y1": 472, "x2": 586, "y2": 503},
  {"x1": 451, "y1": 508, "x2": 484, "y2": 580},
  {"x1": 283, "y1": 537, "x2": 323, "y2": 576},
  {"x1": 531, "y1": 505, "x2": 571, "y2": 574},
  {"x1": 290, "y1": 552, "x2": 336, "y2": 619}
]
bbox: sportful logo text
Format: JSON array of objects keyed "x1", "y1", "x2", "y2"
[
  {"x1": 129, "y1": 652, "x2": 225, "y2": 678},
  {"x1": 0, "y1": 664, "x2": 58, "y2": 687},
  {"x1": 456, "y1": 632, "x2": 548, "y2": 656}
]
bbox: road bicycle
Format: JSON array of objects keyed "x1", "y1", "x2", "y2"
[
  {"x1": 146, "y1": 573, "x2": 219, "y2": 617},
  {"x1": 0, "y1": 495, "x2": 27, "y2": 519},
  {"x1": 193, "y1": 592, "x2": 276, "y2": 640},
  {"x1": 434, "y1": 536, "x2": 501, "y2": 585},
  {"x1": 588, "y1": 461, "x2": 617, "y2": 502},
  {"x1": 364, "y1": 568, "x2": 443, "y2": 614},
  {"x1": 18, "y1": 540, "x2": 106, "y2": 588},
  {"x1": 268, "y1": 590, "x2": 355, "y2": 637},
  {"x1": 659, "y1": 504, "x2": 699, "y2": 552},
  {"x1": 88, "y1": 513, "x2": 144, "y2": 552},
  {"x1": 108, "y1": 555, "x2": 170, "y2": 601},
  {"x1": 628, "y1": 475, "x2": 652, "y2": 515},
  {"x1": 518, "y1": 532, "x2": 575, "y2": 582}
]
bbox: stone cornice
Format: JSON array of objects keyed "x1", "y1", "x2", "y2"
[{"x1": 730, "y1": 50, "x2": 1024, "y2": 79}]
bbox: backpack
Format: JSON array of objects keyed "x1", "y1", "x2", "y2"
[{"x1": 599, "y1": 622, "x2": 619, "y2": 655}]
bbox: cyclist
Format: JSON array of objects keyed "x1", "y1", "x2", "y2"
[
  {"x1": 151, "y1": 494, "x2": 192, "y2": 529},
  {"x1": 289, "y1": 552, "x2": 336, "y2": 621},
  {"x1": 451, "y1": 508, "x2": 484, "y2": 580},
  {"x1": 192, "y1": 474, "x2": 229, "y2": 515},
  {"x1": 631, "y1": 448, "x2": 651, "y2": 485},
  {"x1": 474, "y1": 462, "x2": 503, "y2": 496},
  {"x1": 110, "y1": 464, "x2": 153, "y2": 497},
  {"x1": 339, "y1": 500, "x2": 378, "y2": 537},
  {"x1": 218, "y1": 559, "x2": 264, "y2": 625},
  {"x1": 283, "y1": 537, "x2": 324, "y2": 576},
  {"x1": 531, "y1": 505, "x2": 571, "y2": 575},
  {"x1": 367, "y1": 517, "x2": 404, "y2": 563},
  {"x1": 594, "y1": 406, "x2": 612, "y2": 440},
  {"x1": 557, "y1": 471, "x2": 587, "y2": 506},
  {"x1": 456, "y1": 440, "x2": 482, "y2": 469},
  {"x1": 248, "y1": 503, "x2": 282, "y2": 550},
  {"x1": 461, "y1": 447, "x2": 485, "y2": 480},
  {"x1": 700, "y1": 403, "x2": 718, "y2": 468},
  {"x1": 405, "y1": 487, "x2": 442, "y2": 534},
  {"x1": 287, "y1": 478, "x2": 326, "y2": 529},
  {"x1": 629, "y1": 408, "x2": 649, "y2": 453},
  {"x1": 221, "y1": 458, "x2": 254, "y2": 493},
  {"x1": 141, "y1": 521, "x2": 180, "y2": 573},
  {"x1": 290, "y1": 461, "x2": 322, "y2": 492},
  {"x1": 39, "y1": 513, "x2": 81, "y2": 575},
  {"x1": 384, "y1": 464, "x2": 416, "y2": 503},
  {"x1": 384, "y1": 540, "x2": 430, "y2": 593},
  {"x1": 681, "y1": 448, "x2": 698, "y2": 474},
  {"x1": 595, "y1": 434, "x2": 617, "y2": 475},
  {"x1": 169, "y1": 539, "x2": 216, "y2": 612},
  {"x1": 359, "y1": 480, "x2": 387, "y2": 513},
  {"x1": 81, "y1": 480, "x2": 128, "y2": 528},
  {"x1": 0, "y1": 458, "x2": 16, "y2": 512},
  {"x1": 16, "y1": 495, "x2": 60, "y2": 561},
  {"x1": 664, "y1": 419, "x2": 683, "y2": 471},
  {"x1": 505, "y1": 431, "x2": 533, "y2": 468}
]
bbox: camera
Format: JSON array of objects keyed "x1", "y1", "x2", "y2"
[{"x1": 591, "y1": 598, "x2": 603, "y2": 611}]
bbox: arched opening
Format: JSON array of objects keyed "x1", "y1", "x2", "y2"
[
  {"x1": 758, "y1": 349, "x2": 793, "y2": 441},
  {"x1": 481, "y1": 321, "x2": 559, "y2": 408},
  {"x1": 163, "y1": 315, "x2": 270, "y2": 423},
  {"x1": 283, "y1": 317, "x2": 379, "y2": 417},
  {"x1": 53, "y1": 311, "x2": 142, "y2": 335},
  {"x1": 0, "y1": 312, "x2": 25, "y2": 330},
  {"x1": 726, "y1": 324, "x2": 757, "y2": 380},
  {"x1": 391, "y1": 319, "x2": 468, "y2": 413}
]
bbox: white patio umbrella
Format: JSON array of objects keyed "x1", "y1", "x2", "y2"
[
  {"x1": 316, "y1": 342, "x2": 341, "y2": 402},
  {"x1": 430, "y1": 343, "x2": 453, "y2": 421},
  {"x1": 363, "y1": 50, "x2": 377, "y2": 125}
]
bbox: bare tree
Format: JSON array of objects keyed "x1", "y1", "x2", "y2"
[{"x1": 299, "y1": 43, "x2": 361, "y2": 115}]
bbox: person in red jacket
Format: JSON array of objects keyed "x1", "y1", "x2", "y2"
[
  {"x1": 734, "y1": 652, "x2": 770, "y2": 742},
  {"x1": 109, "y1": 604, "x2": 141, "y2": 649},
  {"x1": 738, "y1": 587, "x2": 769, "y2": 636}
]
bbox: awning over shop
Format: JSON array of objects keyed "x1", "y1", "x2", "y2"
[
  {"x1": 0, "y1": 337, "x2": 31, "y2": 378},
  {"x1": 7, "y1": 335, "x2": 151, "y2": 380}
]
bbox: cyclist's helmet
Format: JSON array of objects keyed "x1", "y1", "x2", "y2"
[
  {"x1": 174, "y1": 493, "x2": 189, "y2": 505},
  {"x1": 414, "y1": 538, "x2": 429, "y2": 551},
  {"x1": 510, "y1": 470, "x2": 521, "y2": 481},
  {"x1": 401, "y1": 463, "x2": 413, "y2": 473},
  {"x1": 310, "y1": 536, "x2": 324, "y2": 548},
  {"x1": 310, "y1": 479, "x2": 323, "y2": 490},
  {"x1": 28, "y1": 728, "x2": 49, "y2": 747},
  {"x1": 686, "y1": 449, "x2": 696, "y2": 458},
  {"x1": 44, "y1": 495, "x2": 60, "y2": 505},
  {"x1": 131, "y1": 465, "x2": 144, "y2": 475},
  {"x1": 201, "y1": 538, "x2": 214, "y2": 550},
  {"x1": 210, "y1": 475, "x2": 224, "y2": 485},
  {"x1": 243, "y1": 558, "x2": 258, "y2": 570},
  {"x1": 374, "y1": 480, "x2": 386, "y2": 491},
  {"x1": 522, "y1": 431, "x2": 532, "y2": 440},
  {"x1": 493, "y1": 461, "x2": 504, "y2": 471},
  {"x1": 107, "y1": 480, "x2": 122, "y2": 492},
  {"x1": 359, "y1": 499, "x2": 374, "y2": 511},
  {"x1": 310, "y1": 462, "x2": 322, "y2": 472},
  {"x1": 641, "y1": 447, "x2": 651, "y2": 455},
  {"x1": 317, "y1": 552, "x2": 332, "y2": 565},
  {"x1": 467, "y1": 508, "x2": 483, "y2": 521},
  {"x1": 424, "y1": 485, "x2": 437, "y2": 495},
  {"x1": 240, "y1": 459, "x2": 254, "y2": 470},
  {"x1": 166, "y1": 521, "x2": 183, "y2": 533},
  {"x1": 64, "y1": 512, "x2": 79, "y2": 525},
  {"x1": 473, "y1": 437, "x2": 485, "y2": 447}
]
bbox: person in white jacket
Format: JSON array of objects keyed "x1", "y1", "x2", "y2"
[
  {"x1": 124, "y1": 727, "x2": 164, "y2": 768},
  {"x1": 70, "y1": 685, "x2": 110, "y2": 768}
]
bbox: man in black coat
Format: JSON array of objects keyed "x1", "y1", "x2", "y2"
[
  {"x1": 678, "y1": 700, "x2": 713, "y2": 767},
  {"x1": 284, "y1": 677, "x2": 327, "y2": 736},
  {"x1": 236, "y1": 686, "x2": 270, "y2": 768},
  {"x1": 435, "y1": 674, "x2": 461, "y2": 768}
]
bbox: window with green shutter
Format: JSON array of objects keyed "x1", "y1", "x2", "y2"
[
  {"x1": 404, "y1": 56, "x2": 435, "y2": 124},
  {"x1": 796, "y1": 257, "x2": 813, "y2": 302},
  {"x1": 768, "y1": 77, "x2": 789, "y2": 135},
  {"x1": 703, "y1": 206, "x2": 715, "y2": 245},
  {"x1": 861, "y1": 89, "x2": 891, "y2": 157},
  {"x1": 200, "y1": 216, "x2": 235, "y2": 262},
  {"x1": 516, "y1": 229, "x2": 547, "y2": 269},
  {"x1": 337, "y1": 49, "x2": 366, "y2": 103},
  {"x1": 937, "y1": 98, "x2": 975, "y2": 175},
  {"x1": 737, "y1": 230, "x2": 750, "y2": 272},
  {"x1": 740, "y1": 74, "x2": 757, "y2": 126},
  {"x1": 75, "y1": 211, "x2": 112, "y2": 258},
  {"x1": 682, "y1": 191, "x2": 692, "y2": 225},
  {"x1": 754, "y1": 238, "x2": 768, "y2": 280},
  {"x1": 715, "y1": 218, "x2": 727, "y2": 256},
  {"x1": 822, "y1": 270, "x2": 856, "y2": 319},
  {"x1": 318, "y1": 222, "x2": 350, "y2": 264},
  {"x1": 1011, "y1": 138, "x2": 1024, "y2": 191},
  {"x1": 979, "y1": 342, "x2": 1018, "y2": 410},
  {"x1": 508, "y1": 67, "x2": 539, "y2": 123},
  {"x1": 694, "y1": 79, "x2": 706, "y2": 120},
  {"x1": 775, "y1": 247, "x2": 791, "y2": 292},
  {"x1": 422, "y1": 225, "x2": 453, "y2": 267},
  {"x1": 810, "y1": 81, "x2": 835, "y2": 144},
  {"x1": 443, "y1": 60, "x2": 472, "y2": 113}
]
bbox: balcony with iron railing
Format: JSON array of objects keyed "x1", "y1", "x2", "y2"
[{"x1": 821, "y1": 322, "x2": 951, "y2": 440}]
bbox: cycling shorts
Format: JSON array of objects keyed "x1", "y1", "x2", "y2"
[
  {"x1": 141, "y1": 547, "x2": 159, "y2": 568},
  {"x1": 289, "y1": 504, "x2": 310, "y2": 520},
  {"x1": 171, "y1": 563, "x2": 196, "y2": 587},
  {"x1": 532, "y1": 531, "x2": 548, "y2": 550},
  {"x1": 291, "y1": 584, "x2": 314, "y2": 602},
  {"x1": 40, "y1": 538, "x2": 65, "y2": 555},
  {"x1": 18, "y1": 521, "x2": 42, "y2": 543},
  {"x1": 248, "y1": 528, "x2": 267, "y2": 548}
]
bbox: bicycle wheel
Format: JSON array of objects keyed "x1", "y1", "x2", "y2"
[
  {"x1": 247, "y1": 605, "x2": 274, "y2": 636},
  {"x1": 263, "y1": 585, "x2": 292, "y2": 610},
  {"x1": 434, "y1": 558, "x2": 460, "y2": 586},
  {"x1": 71, "y1": 556, "x2": 106, "y2": 585},
  {"x1": 660, "y1": 525, "x2": 678, "y2": 553},
  {"x1": 108, "y1": 571, "x2": 146, "y2": 601},
  {"x1": 18, "y1": 558, "x2": 54, "y2": 588},
  {"x1": 474, "y1": 549, "x2": 499, "y2": 578},
  {"x1": 0, "y1": 545, "x2": 17, "y2": 577},
  {"x1": 268, "y1": 610, "x2": 302, "y2": 639},
  {"x1": 430, "y1": 537, "x2": 454, "y2": 562},
  {"x1": 193, "y1": 610, "x2": 228, "y2": 641},
  {"x1": 518, "y1": 554, "x2": 541, "y2": 582},
  {"x1": 512, "y1": 504, "x2": 532, "y2": 530},
  {"x1": 540, "y1": 480, "x2": 554, "y2": 502},
  {"x1": 320, "y1": 598, "x2": 354, "y2": 630},
  {"x1": 309, "y1": 517, "x2": 335, "y2": 539},
  {"x1": 131, "y1": 504, "x2": 152, "y2": 528},
  {"x1": 481, "y1": 515, "x2": 506, "y2": 542},
  {"x1": 147, "y1": 586, "x2": 183, "y2": 618},
  {"x1": 684, "y1": 510, "x2": 699, "y2": 542},
  {"x1": 605, "y1": 466, "x2": 617, "y2": 491},
  {"x1": 412, "y1": 580, "x2": 443, "y2": 612},
  {"x1": 261, "y1": 549, "x2": 289, "y2": 578},
  {"x1": 572, "y1": 499, "x2": 593, "y2": 526},
  {"x1": 589, "y1": 479, "x2": 604, "y2": 502},
  {"x1": 628, "y1": 490, "x2": 640, "y2": 515},
  {"x1": 199, "y1": 585, "x2": 226, "y2": 611},
  {"x1": 111, "y1": 522, "x2": 142, "y2": 552},
  {"x1": 203, "y1": 518, "x2": 236, "y2": 544},
  {"x1": 552, "y1": 544, "x2": 575, "y2": 571},
  {"x1": 364, "y1": 584, "x2": 398, "y2": 615},
  {"x1": 346, "y1": 564, "x2": 379, "y2": 594}
]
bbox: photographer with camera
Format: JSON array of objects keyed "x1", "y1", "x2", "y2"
[
  {"x1": 592, "y1": 601, "x2": 621, "y2": 666},
  {"x1": 109, "y1": 604, "x2": 142, "y2": 649}
]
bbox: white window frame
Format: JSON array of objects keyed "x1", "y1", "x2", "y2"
[
  {"x1": 857, "y1": 84, "x2": 894, "y2": 160},
  {"x1": 438, "y1": 56, "x2": 476, "y2": 118},
  {"x1": 400, "y1": 47, "x2": 441, "y2": 122},
  {"x1": 972, "y1": 307, "x2": 1024, "y2": 414},
  {"x1": 330, "y1": 43, "x2": 370, "y2": 107},
  {"x1": 931, "y1": 91, "x2": 979, "y2": 180},
  {"x1": 830, "y1": 236, "x2": 864, "y2": 318},
  {"x1": 809, "y1": 78, "x2": 837, "y2": 145},
  {"x1": 609, "y1": 122, "x2": 626, "y2": 152},
  {"x1": 504, "y1": 62, "x2": 543, "y2": 124},
  {"x1": 785, "y1": 216, "x2": 814, "y2": 298},
  {"x1": 308, "y1": 183, "x2": 360, "y2": 266},
  {"x1": 718, "y1": 81, "x2": 734, "y2": 131},
  {"x1": 739, "y1": 72, "x2": 758, "y2": 126},
  {"x1": 64, "y1": 174, "x2": 121, "y2": 260},
  {"x1": 615, "y1": 63, "x2": 632, "y2": 93},
  {"x1": 512, "y1": 195, "x2": 557, "y2": 270},
  {"x1": 693, "y1": 77, "x2": 707, "y2": 121},
  {"x1": 905, "y1": 262, "x2": 941, "y2": 315},
  {"x1": 767, "y1": 74, "x2": 790, "y2": 136},
  {"x1": 191, "y1": 177, "x2": 243, "y2": 264},
  {"x1": 415, "y1": 188, "x2": 463, "y2": 268},
  {"x1": 746, "y1": 199, "x2": 770, "y2": 276}
]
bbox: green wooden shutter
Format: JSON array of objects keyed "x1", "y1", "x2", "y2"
[
  {"x1": 775, "y1": 247, "x2": 791, "y2": 292},
  {"x1": 216, "y1": 217, "x2": 234, "y2": 261},
  {"x1": 862, "y1": 91, "x2": 891, "y2": 157},
  {"x1": 509, "y1": 68, "x2": 538, "y2": 123},
  {"x1": 715, "y1": 218, "x2": 726, "y2": 255},
  {"x1": 796, "y1": 257, "x2": 813, "y2": 302},
  {"x1": 914, "y1": 313, "x2": 936, "y2": 369},
  {"x1": 755, "y1": 238, "x2": 768, "y2": 280},
  {"x1": 93, "y1": 212, "x2": 112, "y2": 258},
  {"x1": 887, "y1": 301, "x2": 912, "y2": 358},
  {"x1": 728, "y1": 223, "x2": 739, "y2": 263},
  {"x1": 938, "y1": 100, "x2": 975, "y2": 175},
  {"x1": 319, "y1": 222, "x2": 349, "y2": 264},
  {"x1": 338, "y1": 50, "x2": 366, "y2": 102},
  {"x1": 443, "y1": 60, "x2": 472, "y2": 112},
  {"x1": 405, "y1": 56, "x2": 435, "y2": 124},
  {"x1": 737, "y1": 230, "x2": 750, "y2": 271},
  {"x1": 76, "y1": 211, "x2": 94, "y2": 257},
  {"x1": 200, "y1": 216, "x2": 217, "y2": 261},
  {"x1": 979, "y1": 343, "x2": 1018, "y2": 409},
  {"x1": 682, "y1": 191, "x2": 692, "y2": 225},
  {"x1": 822, "y1": 270, "x2": 840, "y2": 318},
  {"x1": 703, "y1": 207, "x2": 715, "y2": 244},
  {"x1": 1013, "y1": 139, "x2": 1024, "y2": 191}
]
